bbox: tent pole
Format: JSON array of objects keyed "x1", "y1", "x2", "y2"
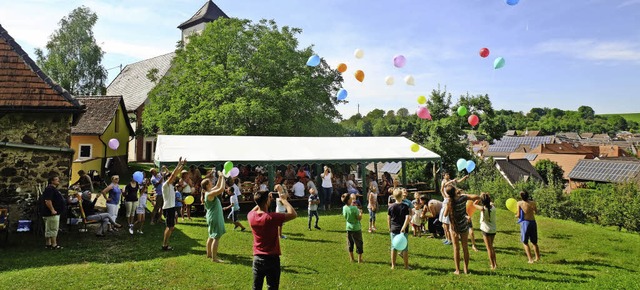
[
  {"x1": 401, "y1": 161, "x2": 407, "y2": 186},
  {"x1": 360, "y1": 162, "x2": 367, "y2": 196},
  {"x1": 268, "y1": 164, "x2": 274, "y2": 191}
]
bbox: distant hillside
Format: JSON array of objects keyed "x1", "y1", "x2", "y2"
[{"x1": 599, "y1": 113, "x2": 640, "y2": 123}]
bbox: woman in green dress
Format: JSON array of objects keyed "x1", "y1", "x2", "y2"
[{"x1": 202, "y1": 171, "x2": 226, "y2": 263}]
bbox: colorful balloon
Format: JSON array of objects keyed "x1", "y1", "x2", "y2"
[
  {"x1": 354, "y1": 70, "x2": 365, "y2": 82},
  {"x1": 410, "y1": 143, "x2": 420, "y2": 152},
  {"x1": 479, "y1": 47, "x2": 490, "y2": 58},
  {"x1": 466, "y1": 160, "x2": 476, "y2": 173},
  {"x1": 417, "y1": 106, "x2": 431, "y2": 120},
  {"x1": 306, "y1": 55, "x2": 320, "y2": 67},
  {"x1": 385, "y1": 76, "x2": 394, "y2": 85},
  {"x1": 224, "y1": 161, "x2": 234, "y2": 174},
  {"x1": 230, "y1": 167, "x2": 240, "y2": 178},
  {"x1": 506, "y1": 0, "x2": 519, "y2": 5},
  {"x1": 336, "y1": 88, "x2": 348, "y2": 100},
  {"x1": 132, "y1": 171, "x2": 144, "y2": 184},
  {"x1": 494, "y1": 57, "x2": 506, "y2": 69},
  {"x1": 404, "y1": 75, "x2": 415, "y2": 86},
  {"x1": 506, "y1": 198, "x2": 518, "y2": 213},
  {"x1": 456, "y1": 158, "x2": 467, "y2": 172},
  {"x1": 457, "y1": 106, "x2": 468, "y2": 117},
  {"x1": 337, "y1": 63, "x2": 347, "y2": 73},
  {"x1": 184, "y1": 195, "x2": 194, "y2": 205},
  {"x1": 417, "y1": 95, "x2": 427, "y2": 104},
  {"x1": 391, "y1": 234, "x2": 407, "y2": 250},
  {"x1": 468, "y1": 114, "x2": 480, "y2": 127},
  {"x1": 108, "y1": 138, "x2": 119, "y2": 150},
  {"x1": 393, "y1": 55, "x2": 406, "y2": 68},
  {"x1": 354, "y1": 49, "x2": 364, "y2": 59}
]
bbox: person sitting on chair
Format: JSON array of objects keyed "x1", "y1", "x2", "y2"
[{"x1": 81, "y1": 191, "x2": 121, "y2": 237}]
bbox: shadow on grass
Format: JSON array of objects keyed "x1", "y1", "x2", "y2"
[
  {"x1": 0, "y1": 223, "x2": 201, "y2": 272},
  {"x1": 282, "y1": 265, "x2": 319, "y2": 275},
  {"x1": 285, "y1": 236, "x2": 337, "y2": 244},
  {"x1": 550, "y1": 258, "x2": 637, "y2": 273},
  {"x1": 493, "y1": 246, "x2": 557, "y2": 256},
  {"x1": 218, "y1": 253, "x2": 254, "y2": 267},
  {"x1": 548, "y1": 233, "x2": 573, "y2": 240}
]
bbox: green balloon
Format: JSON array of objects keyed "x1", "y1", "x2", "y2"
[
  {"x1": 224, "y1": 161, "x2": 234, "y2": 173},
  {"x1": 494, "y1": 57, "x2": 505, "y2": 69},
  {"x1": 457, "y1": 106, "x2": 468, "y2": 117}
]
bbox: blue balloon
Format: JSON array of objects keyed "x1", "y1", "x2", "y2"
[
  {"x1": 466, "y1": 160, "x2": 476, "y2": 174},
  {"x1": 456, "y1": 158, "x2": 467, "y2": 172},
  {"x1": 392, "y1": 234, "x2": 407, "y2": 251},
  {"x1": 336, "y1": 88, "x2": 348, "y2": 101},
  {"x1": 506, "y1": 0, "x2": 519, "y2": 5},
  {"x1": 133, "y1": 171, "x2": 144, "y2": 184},
  {"x1": 306, "y1": 55, "x2": 320, "y2": 67}
]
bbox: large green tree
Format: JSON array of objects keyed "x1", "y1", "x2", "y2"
[
  {"x1": 35, "y1": 6, "x2": 106, "y2": 95},
  {"x1": 143, "y1": 18, "x2": 343, "y2": 136}
]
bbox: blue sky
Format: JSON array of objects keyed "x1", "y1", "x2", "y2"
[{"x1": 1, "y1": 0, "x2": 639, "y2": 118}]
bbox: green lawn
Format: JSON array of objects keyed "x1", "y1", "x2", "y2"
[{"x1": 1, "y1": 207, "x2": 639, "y2": 289}]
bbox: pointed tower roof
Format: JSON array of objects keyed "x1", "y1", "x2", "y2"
[
  {"x1": 0, "y1": 24, "x2": 83, "y2": 113},
  {"x1": 177, "y1": 0, "x2": 229, "y2": 30}
]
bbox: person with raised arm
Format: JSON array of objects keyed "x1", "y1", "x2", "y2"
[
  {"x1": 160, "y1": 157, "x2": 186, "y2": 251},
  {"x1": 202, "y1": 170, "x2": 227, "y2": 262}
]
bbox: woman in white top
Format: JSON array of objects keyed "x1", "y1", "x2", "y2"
[
  {"x1": 320, "y1": 166, "x2": 333, "y2": 210},
  {"x1": 473, "y1": 192, "x2": 497, "y2": 270}
]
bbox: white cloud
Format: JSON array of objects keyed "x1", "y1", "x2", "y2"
[
  {"x1": 536, "y1": 39, "x2": 640, "y2": 63},
  {"x1": 617, "y1": 0, "x2": 640, "y2": 8}
]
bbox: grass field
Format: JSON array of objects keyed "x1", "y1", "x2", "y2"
[
  {"x1": 600, "y1": 113, "x2": 640, "y2": 123},
  {"x1": 1, "y1": 206, "x2": 639, "y2": 289}
]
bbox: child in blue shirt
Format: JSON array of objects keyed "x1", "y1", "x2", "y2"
[{"x1": 308, "y1": 188, "x2": 321, "y2": 230}]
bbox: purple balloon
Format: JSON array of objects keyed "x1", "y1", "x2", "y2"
[
  {"x1": 108, "y1": 138, "x2": 119, "y2": 150},
  {"x1": 230, "y1": 167, "x2": 240, "y2": 178},
  {"x1": 393, "y1": 55, "x2": 406, "y2": 68}
]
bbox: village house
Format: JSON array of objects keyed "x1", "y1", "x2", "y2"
[
  {"x1": 568, "y1": 159, "x2": 640, "y2": 190},
  {"x1": 0, "y1": 24, "x2": 84, "y2": 227}
]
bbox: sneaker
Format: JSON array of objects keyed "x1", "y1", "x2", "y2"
[
  {"x1": 368, "y1": 228, "x2": 372, "y2": 233},
  {"x1": 137, "y1": 230, "x2": 144, "y2": 235},
  {"x1": 162, "y1": 246, "x2": 173, "y2": 251},
  {"x1": 240, "y1": 228, "x2": 246, "y2": 232},
  {"x1": 314, "y1": 226, "x2": 321, "y2": 230},
  {"x1": 280, "y1": 235, "x2": 287, "y2": 239},
  {"x1": 129, "y1": 227, "x2": 134, "y2": 235},
  {"x1": 444, "y1": 240, "x2": 452, "y2": 245}
]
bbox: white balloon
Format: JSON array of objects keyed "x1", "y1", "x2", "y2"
[
  {"x1": 404, "y1": 75, "x2": 415, "y2": 86},
  {"x1": 354, "y1": 48, "x2": 364, "y2": 59},
  {"x1": 385, "y1": 76, "x2": 394, "y2": 85}
]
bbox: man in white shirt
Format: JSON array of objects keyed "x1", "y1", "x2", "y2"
[
  {"x1": 161, "y1": 157, "x2": 186, "y2": 251},
  {"x1": 292, "y1": 177, "x2": 306, "y2": 198}
]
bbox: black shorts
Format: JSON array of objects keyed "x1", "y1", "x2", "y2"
[
  {"x1": 163, "y1": 208, "x2": 176, "y2": 228},
  {"x1": 482, "y1": 231, "x2": 496, "y2": 237}
]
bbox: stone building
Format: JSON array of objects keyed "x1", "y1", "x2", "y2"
[{"x1": 0, "y1": 24, "x2": 84, "y2": 228}]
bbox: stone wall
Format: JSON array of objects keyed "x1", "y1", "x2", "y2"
[{"x1": 0, "y1": 112, "x2": 74, "y2": 229}]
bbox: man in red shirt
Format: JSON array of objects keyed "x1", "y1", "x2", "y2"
[{"x1": 248, "y1": 191, "x2": 297, "y2": 289}]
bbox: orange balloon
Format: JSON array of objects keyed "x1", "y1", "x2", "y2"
[
  {"x1": 354, "y1": 70, "x2": 365, "y2": 82},
  {"x1": 466, "y1": 200, "x2": 477, "y2": 216},
  {"x1": 337, "y1": 63, "x2": 347, "y2": 73}
]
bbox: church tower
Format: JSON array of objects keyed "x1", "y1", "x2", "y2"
[{"x1": 178, "y1": 0, "x2": 229, "y2": 44}]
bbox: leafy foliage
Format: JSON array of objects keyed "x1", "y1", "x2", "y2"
[
  {"x1": 35, "y1": 6, "x2": 106, "y2": 95},
  {"x1": 144, "y1": 18, "x2": 343, "y2": 136},
  {"x1": 534, "y1": 159, "x2": 564, "y2": 185}
]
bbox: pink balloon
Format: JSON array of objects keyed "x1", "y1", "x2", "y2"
[
  {"x1": 468, "y1": 114, "x2": 480, "y2": 127},
  {"x1": 108, "y1": 138, "x2": 119, "y2": 150},
  {"x1": 230, "y1": 167, "x2": 240, "y2": 178},
  {"x1": 417, "y1": 106, "x2": 432, "y2": 120},
  {"x1": 393, "y1": 55, "x2": 406, "y2": 68}
]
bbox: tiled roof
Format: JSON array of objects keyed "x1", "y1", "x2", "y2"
[
  {"x1": 509, "y1": 152, "x2": 587, "y2": 180},
  {"x1": 556, "y1": 132, "x2": 580, "y2": 140},
  {"x1": 496, "y1": 158, "x2": 544, "y2": 185},
  {"x1": 531, "y1": 143, "x2": 597, "y2": 156},
  {"x1": 106, "y1": 52, "x2": 174, "y2": 111},
  {"x1": 72, "y1": 96, "x2": 133, "y2": 135},
  {"x1": 568, "y1": 159, "x2": 640, "y2": 183},
  {"x1": 177, "y1": 0, "x2": 228, "y2": 29},
  {"x1": 488, "y1": 136, "x2": 555, "y2": 153},
  {"x1": 580, "y1": 132, "x2": 594, "y2": 139},
  {"x1": 0, "y1": 24, "x2": 83, "y2": 112}
]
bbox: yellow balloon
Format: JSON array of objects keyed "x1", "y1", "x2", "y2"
[
  {"x1": 184, "y1": 195, "x2": 195, "y2": 205},
  {"x1": 417, "y1": 95, "x2": 426, "y2": 104},
  {"x1": 506, "y1": 198, "x2": 518, "y2": 213},
  {"x1": 410, "y1": 143, "x2": 420, "y2": 152}
]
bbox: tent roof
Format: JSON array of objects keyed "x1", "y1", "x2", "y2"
[{"x1": 154, "y1": 135, "x2": 441, "y2": 166}]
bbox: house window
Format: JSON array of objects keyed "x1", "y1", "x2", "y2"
[
  {"x1": 114, "y1": 110, "x2": 120, "y2": 133},
  {"x1": 79, "y1": 144, "x2": 92, "y2": 159}
]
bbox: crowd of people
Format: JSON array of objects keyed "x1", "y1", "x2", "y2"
[{"x1": 38, "y1": 161, "x2": 541, "y2": 286}]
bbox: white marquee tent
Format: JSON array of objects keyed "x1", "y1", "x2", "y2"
[{"x1": 154, "y1": 135, "x2": 441, "y2": 166}]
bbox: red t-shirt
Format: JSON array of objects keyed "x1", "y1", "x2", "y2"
[{"x1": 248, "y1": 211, "x2": 286, "y2": 256}]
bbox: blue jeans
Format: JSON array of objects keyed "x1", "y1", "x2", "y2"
[
  {"x1": 321, "y1": 187, "x2": 333, "y2": 208},
  {"x1": 368, "y1": 209, "x2": 376, "y2": 222}
]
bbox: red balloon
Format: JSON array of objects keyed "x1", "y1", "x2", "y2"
[
  {"x1": 468, "y1": 114, "x2": 480, "y2": 127},
  {"x1": 479, "y1": 48, "x2": 490, "y2": 58}
]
